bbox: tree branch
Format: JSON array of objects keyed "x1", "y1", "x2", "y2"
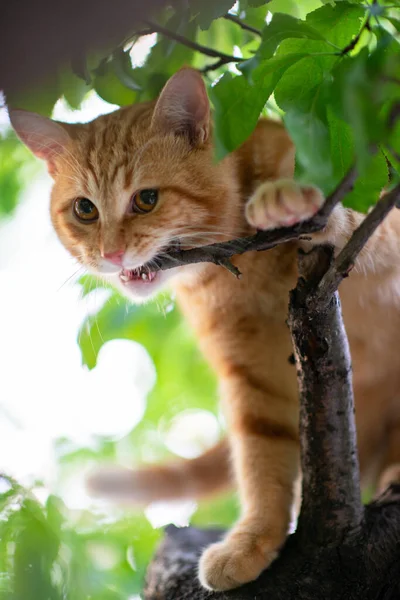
[
  {"x1": 340, "y1": 12, "x2": 371, "y2": 55},
  {"x1": 151, "y1": 166, "x2": 358, "y2": 276},
  {"x1": 223, "y1": 13, "x2": 262, "y2": 36},
  {"x1": 200, "y1": 56, "x2": 241, "y2": 74},
  {"x1": 289, "y1": 246, "x2": 363, "y2": 545},
  {"x1": 312, "y1": 182, "x2": 400, "y2": 307},
  {"x1": 144, "y1": 20, "x2": 244, "y2": 64}
]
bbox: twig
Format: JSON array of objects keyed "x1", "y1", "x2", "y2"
[
  {"x1": 144, "y1": 20, "x2": 243, "y2": 63},
  {"x1": 223, "y1": 13, "x2": 262, "y2": 36},
  {"x1": 216, "y1": 258, "x2": 242, "y2": 278},
  {"x1": 201, "y1": 56, "x2": 240, "y2": 73},
  {"x1": 340, "y1": 12, "x2": 371, "y2": 55},
  {"x1": 312, "y1": 181, "x2": 400, "y2": 307},
  {"x1": 151, "y1": 166, "x2": 358, "y2": 275}
]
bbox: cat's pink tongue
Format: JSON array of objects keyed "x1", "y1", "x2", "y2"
[{"x1": 120, "y1": 268, "x2": 156, "y2": 283}]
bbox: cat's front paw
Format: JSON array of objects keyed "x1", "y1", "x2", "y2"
[
  {"x1": 198, "y1": 532, "x2": 278, "y2": 591},
  {"x1": 245, "y1": 179, "x2": 324, "y2": 230}
]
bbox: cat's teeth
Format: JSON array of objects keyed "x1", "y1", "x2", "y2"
[
  {"x1": 120, "y1": 274, "x2": 130, "y2": 282},
  {"x1": 141, "y1": 272, "x2": 148, "y2": 280}
]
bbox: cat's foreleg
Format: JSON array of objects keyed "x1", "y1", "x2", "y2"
[{"x1": 198, "y1": 378, "x2": 299, "y2": 591}]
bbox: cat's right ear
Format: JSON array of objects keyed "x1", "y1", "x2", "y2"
[
  {"x1": 8, "y1": 109, "x2": 71, "y2": 177},
  {"x1": 151, "y1": 68, "x2": 210, "y2": 146}
]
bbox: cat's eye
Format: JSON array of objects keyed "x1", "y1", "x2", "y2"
[
  {"x1": 73, "y1": 198, "x2": 99, "y2": 223},
  {"x1": 131, "y1": 189, "x2": 159, "y2": 214}
]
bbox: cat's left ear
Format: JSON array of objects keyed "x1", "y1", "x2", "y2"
[
  {"x1": 151, "y1": 68, "x2": 210, "y2": 146},
  {"x1": 8, "y1": 109, "x2": 72, "y2": 176}
]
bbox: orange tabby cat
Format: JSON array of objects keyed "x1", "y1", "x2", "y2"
[{"x1": 9, "y1": 68, "x2": 400, "y2": 591}]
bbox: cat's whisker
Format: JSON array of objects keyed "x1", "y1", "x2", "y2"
[{"x1": 57, "y1": 266, "x2": 85, "y2": 292}]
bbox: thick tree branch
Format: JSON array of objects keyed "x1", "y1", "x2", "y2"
[
  {"x1": 152, "y1": 166, "x2": 358, "y2": 276},
  {"x1": 145, "y1": 496, "x2": 400, "y2": 599},
  {"x1": 289, "y1": 246, "x2": 363, "y2": 545}
]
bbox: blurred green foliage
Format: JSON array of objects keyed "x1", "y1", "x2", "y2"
[
  {"x1": 0, "y1": 133, "x2": 38, "y2": 218},
  {"x1": 2, "y1": 0, "x2": 400, "y2": 596},
  {"x1": 0, "y1": 476, "x2": 161, "y2": 600}
]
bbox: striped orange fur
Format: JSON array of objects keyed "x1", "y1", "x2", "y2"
[{"x1": 9, "y1": 68, "x2": 400, "y2": 591}]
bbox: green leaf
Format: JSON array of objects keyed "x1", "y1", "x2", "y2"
[
  {"x1": 212, "y1": 53, "x2": 308, "y2": 158},
  {"x1": 0, "y1": 132, "x2": 39, "y2": 218},
  {"x1": 345, "y1": 151, "x2": 389, "y2": 212},
  {"x1": 303, "y1": 1, "x2": 364, "y2": 47},
  {"x1": 332, "y1": 44, "x2": 390, "y2": 173},
  {"x1": 270, "y1": 3, "x2": 367, "y2": 192},
  {"x1": 6, "y1": 75, "x2": 60, "y2": 116},
  {"x1": 267, "y1": 0, "x2": 324, "y2": 19},
  {"x1": 238, "y1": 3, "x2": 271, "y2": 29},
  {"x1": 190, "y1": 0, "x2": 236, "y2": 30},
  {"x1": 323, "y1": 104, "x2": 389, "y2": 212},
  {"x1": 94, "y1": 60, "x2": 138, "y2": 106},
  {"x1": 241, "y1": 0, "x2": 270, "y2": 7},
  {"x1": 59, "y1": 68, "x2": 92, "y2": 110},
  {"x1": 240, "y1": 12, "x2": 328, "y2": 75},
  {"x1": 255, "y1": 13, "x2": 327, "y2": 61},
  {"x1": 327, "y1": 108, "x2": 389, "y2": 212},
  {"x1": 112, "y1": 49, "x2": 142, "y2": 91},
  {"x1": 283, "y1": 91, "x2": 334, "y2": 191}
]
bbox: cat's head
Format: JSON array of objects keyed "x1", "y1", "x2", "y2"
[{"x1": 9, "y1": 68, "x2": 239, "y2": 301}]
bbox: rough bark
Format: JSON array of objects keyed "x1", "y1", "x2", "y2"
[
  {"x1": 289, "y1": 247, "x2": 363, "y2": 546},
  {"x1": 145, "y1": 496, "x2": 400, "y2": 600}
]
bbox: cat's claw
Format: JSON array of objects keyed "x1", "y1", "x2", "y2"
[
  {"x1": 198, "y1": 535, "x2": 278, "y2": 591},
  {"x1": 245, "y1": 179, "x2": 324, "y2": 231}
]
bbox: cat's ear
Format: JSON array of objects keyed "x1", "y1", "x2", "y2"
[
  {"x1": 151, "y1": 68, "x2": 210, "y2": 146},
  {"x1": 8, "y1": 109, "x2": 72, "y2": 176}
]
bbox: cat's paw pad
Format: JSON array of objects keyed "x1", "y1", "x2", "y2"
[
  {"x1": 198, "y1": 536, "x2": 278, "y2": 591},
  {"x1": 245, "y1": 180, "x2": 324, "y2": 231}
]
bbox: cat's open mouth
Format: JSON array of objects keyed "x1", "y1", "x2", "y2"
[
  {"x1": 119, "y1": 265, "x2": 157, "y2": 284},
  {"x1": 118, "y1": 241, "x2": 181, "y2": 291}
]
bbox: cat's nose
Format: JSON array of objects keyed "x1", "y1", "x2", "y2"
[{"x1": 103, "y1": 250, "x2": 125, "y2": 266}]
